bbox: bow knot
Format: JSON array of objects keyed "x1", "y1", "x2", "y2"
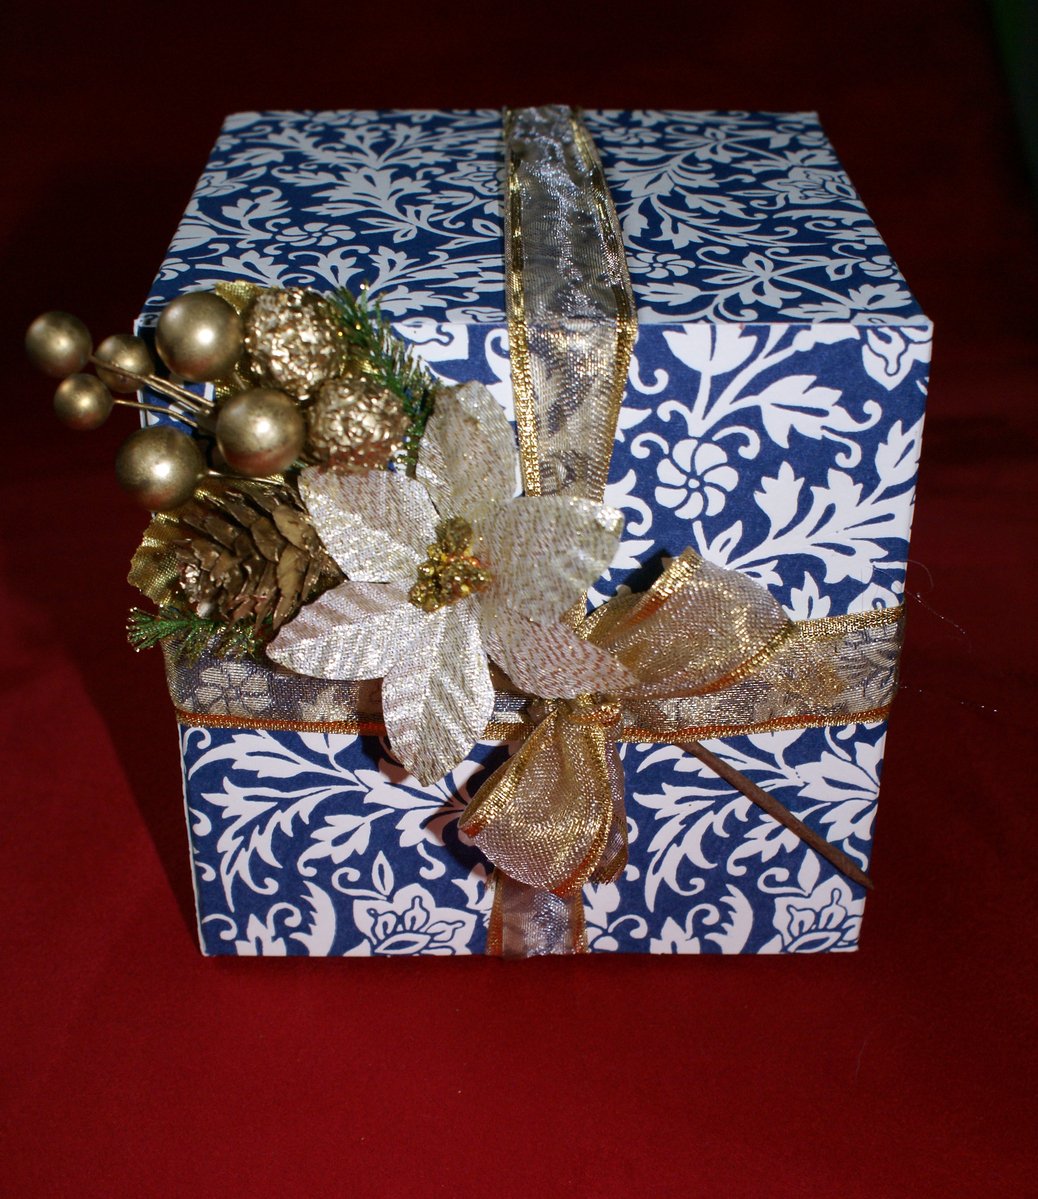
[
  {"x1": 528, "y1": 694, "x2": 623, "y2": 729},
  {"x1": 460, "y1": 549, "x2": 894, "y2": 954}
]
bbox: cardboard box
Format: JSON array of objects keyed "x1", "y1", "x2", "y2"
[{"x1": 145, "y1": 109, "x2": 929, "y2": 955}]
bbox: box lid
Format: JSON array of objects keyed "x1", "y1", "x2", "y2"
[{"x1": 142, "y1": 108, "x2": 928, "y2": 329}]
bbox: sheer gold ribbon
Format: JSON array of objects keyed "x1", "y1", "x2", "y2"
[
  {"x1": 168, "y1": 584, "x2": 901, "y2": 749},
  {"x1": 503, "y1": 105, "x2": 637, "y2": 503},
  {"x1": 458, "y1": 552, "x2": 901, "y2": 955}
]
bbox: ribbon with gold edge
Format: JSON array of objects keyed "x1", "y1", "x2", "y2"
[
  {"x1": 168, "y1": 593, "x2": 901, "y2": 746},
  {"x1": 503, "y1": 105, "x2": 637, "y2": 502},
  {"x1": 464, "y1": 105, "x2": 895, "y2": 955},
  {"x1": 164, "y1": 105, "x2": 904, "y2": 958}
]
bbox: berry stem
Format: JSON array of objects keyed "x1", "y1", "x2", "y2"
[
  {"x1": 112, "y1": 398, "x2": 204, "y2": 430},
  {"x1": 88, "y1": 355, "x2": 214, "y2": 415}
]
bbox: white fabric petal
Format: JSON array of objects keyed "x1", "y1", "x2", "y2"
[
  {"x1": 382, "y1": 596, "x2": 495, "y2": 786},
  {"x1": 267, "y1": 581, "x2": 425, "y2": 680},
  {"x1": 480, "y1": 603, "x2": 636, "y2": 699},
  {"x1": 416, "y1": 381, "x2": 519, "y2": 517},
  {"x1": 300, "y1": 467, "x2": 437, "y2": 583},
  {"x1": 474, "y1": 496, "x2": 623, "y2": 624}
]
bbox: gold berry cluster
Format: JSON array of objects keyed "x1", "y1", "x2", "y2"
[{"x1": 25, "y1": 285, "x2": 409, "y2": 514}]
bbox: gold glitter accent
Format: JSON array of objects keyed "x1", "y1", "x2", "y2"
[
  {"x1": 242, "y1": 287, "x2": 345, "y2": 400},
  {"x1": 213, "y1": 280, "x2": 265, "y2": 314},
  {"x1": 408, "y1": 517, "x2": 493, "y2": 613},
  {"x1": 307, "y1": 375, "x2": 410, "y2": 470}
]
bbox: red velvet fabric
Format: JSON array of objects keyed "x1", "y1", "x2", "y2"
[{"x1": 2, "y1": 2, "x2": 1035, "y2": 1194}]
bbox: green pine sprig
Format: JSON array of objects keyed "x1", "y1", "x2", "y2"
[
  {"x1": 329, "y1": 286, "x2": 439, "y2": 471},
  {"x1": 127, "y1": 606, "x2": 264, "y2": 663}
]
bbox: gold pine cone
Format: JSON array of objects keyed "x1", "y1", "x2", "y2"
[
  {"x1": 128, "y1": 478, "x2": 343, "y2": 632},
  {"x1": 242, "y1": 288, "x2": 344, "y2": 401},
  {"x1": 307, "y1": 375, "x2": 411, "y2": 470}
]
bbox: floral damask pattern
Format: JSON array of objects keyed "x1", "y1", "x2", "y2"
[
  {"x1": 585, "y1": 109, "x2": 927, "y2": 324},
  {"x1": 143, "y1": 108, "x2": 926, "y2": 326},
  {"x1": 144, "y1": 110, "x2": 930, "y2": 615},
  {"x1": 182, "y1": 722, "x2": 884, "y2": 956},
  {"x1": 173, "y1": 292, "x2": 925, "y2": 957},
  {"x1": 156, "y1": 109, "x2": 928, "y2": 955},
  {"x1": 411, "y1": 319, "x2": 927, "y2": 617},
  {"x1": 144, "y1": 109, "x2": 506, "y2": 323}
]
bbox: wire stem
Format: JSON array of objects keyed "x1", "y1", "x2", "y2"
[
  {"x1": 113, "y1": 398, "x2": 203, "y2": 429},
  {"x1": 88, "y1": 355, "x2": 214, "y2": 415}
]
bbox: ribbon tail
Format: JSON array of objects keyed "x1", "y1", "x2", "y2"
[
  {"x1": 486, "y1": 873, "x2": 588, "y2": 957},
  {"x1": 463, "y1": 710, "x2": 628, "y2": 958},
  {"x1": 460, "y1": 713, "x2": 615, "y2": 897}
]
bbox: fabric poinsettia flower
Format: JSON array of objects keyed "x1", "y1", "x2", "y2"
[{"x1": 267, "y1": 381, "x2": 633, "y2": 785}]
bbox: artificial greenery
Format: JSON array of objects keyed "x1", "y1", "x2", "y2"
[
  {"x1": 127, "y1": 606, "x2": 265, "y2": 662},
  {"x1": 329, "y1": 286, "x2": 439, "y2": 470}
]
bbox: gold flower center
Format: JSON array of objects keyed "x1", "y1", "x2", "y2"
[{"x1": 408, "y1": 516, "x2": 492, "y2": 613}]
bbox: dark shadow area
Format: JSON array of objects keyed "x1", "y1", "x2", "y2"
[{"x1": 3, "y1": 160, "x2": 209, "y2": 941}]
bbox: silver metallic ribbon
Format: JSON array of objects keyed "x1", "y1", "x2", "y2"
[{"x1": 503, "y1": 105, "x2": 637, "y2": 503}]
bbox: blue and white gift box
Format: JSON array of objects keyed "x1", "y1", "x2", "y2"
[{"x1": 142, "y1": 109, "x2": 929, "y2": 957}]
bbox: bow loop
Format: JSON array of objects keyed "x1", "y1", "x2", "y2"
[
  {"x1": 588, "y1": 550, "x2": 793, "y2": 700},
  {"x1": 459, "y1": 699, "x2": 626, "y2": 899},
  {"x1": 463, "y1": 545, "x2": 889, "y2": 954}
]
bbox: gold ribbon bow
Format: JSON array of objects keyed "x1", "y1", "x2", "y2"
[{"x1": 460, "y1": 549, "x2": 899, "y2": 956}]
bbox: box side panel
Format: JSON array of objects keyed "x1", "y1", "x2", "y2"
[
  {"x1": 180, "y1": 722, "x2": 883, "y2": 957},
  {"x1": 400, "y1": 320, "x2": 930, "y2": 617},
  {"x1": 177, "y1": 724, "x2": 210, "y2": 955}
]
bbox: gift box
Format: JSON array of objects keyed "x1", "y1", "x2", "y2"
[{"x1": 138, "y1": 108, "x2": 929, "y2": 956}]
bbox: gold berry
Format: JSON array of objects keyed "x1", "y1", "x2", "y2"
[
  {"x1": 115, "y1": 425, "x2": 204, "y2": 511},
  {"x1": 95, "y1": 333, "x2": 155, "y2": 393},
  {"x1": 54, "y1": 374, "x2": 113, "y2": 430},
  {"x1": 215, "y1": 388, "x2": 305, "y2": 478},
  {"x1": 156, "y1": 292, "x2": 244, "y2": 382},
  {"x1": 25, "y1": 311, "x2": 92, "y2": 378}
]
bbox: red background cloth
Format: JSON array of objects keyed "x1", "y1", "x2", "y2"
[{"x1": 1, "y1": 2, "x2": 1035, "y2": 1194}]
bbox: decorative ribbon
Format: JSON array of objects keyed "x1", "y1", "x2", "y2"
[
  {"x1": 503, "y1": 105, "x2": 637, "y2": 503},
  {"x1": 459, "y1": 550, "x2": 898, "y2": 954},
  {"x1": 164, "y1": 106, "x2": 905, "y2": 958},
  {"x1": 168, "y1": 591, "x2": 900, "y2": 746}
]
